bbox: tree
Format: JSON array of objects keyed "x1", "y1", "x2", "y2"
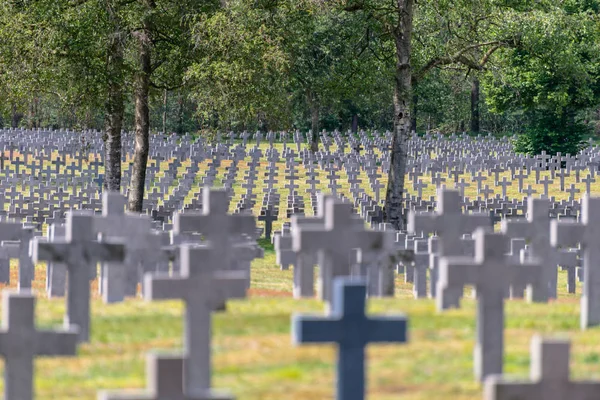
[
  {"x1": 187, "y1": 0, "x2": 391, "y2": 145},
  {"x1": 341, "y1": 0, "x2": 512, "y2": 228},
  {"x1": 483, "y1": 3, "x2": 600, "y2": 155}
]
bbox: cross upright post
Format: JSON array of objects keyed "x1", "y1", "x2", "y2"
[
  {"x1": 144, "y1": 244, "x2": 247, "y2": 396},
  {"x1": 439, "y1": 228, "x2": 542, "y2": 381},
  {"x1": 551, "y1": 194, "x2": 600, "y2": 329},
  {"x1": 0, "y1": 291, "x2": 79, "y2": 400},
  {"x1": 32, "y1": 211, "x2": 126, "y2": 342},
  {"x1": 292, "y1": 278, "x2": 408, "y2": 400},
  {"x1": 484, "y1": 335, "x2": 600, "y2": 400},
  {"x1": 408, "y1": 188, "x2": 492, "y2": 310}
]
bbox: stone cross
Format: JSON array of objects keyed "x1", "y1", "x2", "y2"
[
  {"x1": 292, "y1": 198, "x2": 392, "y2": 304},
  {"x1": 0, "y1": 222, "x2": 35, "y2": 288},
  {"x1": 173, "y1": 188, "x2": 256, "y2": 272},
  {"x1": 484, "y1": 335, "x2": 600, "y2": 400},
  {"x1": 258, "y1": 206, "x2": 277, "y2": 241},
  {"x1": 551, "y1": 194, "x2": 600, "y2": 329},
  {"x1": 292, "y1": 278, "x2": 407, "y2": 400},
  {"x1": 32, "y1": 212, "x2": 126, "y2": 342},
  {"x1": 94, "y1": 191, "x2": 153, "y2": 302},
  {"x1": 439, "y1": 228, "x2": 542, "y2": 381},
  {"x1": 99, "y1": 352, "x2": 234, "y2": 400},
  {"x1": 0, "y1": 291, "x2": 79, "y2": 400},
  {"x1": 408, "y1": 188, "x2": 492, "y2": 310},
  {"x1": 145, "y1": 244, "x2": 247, "y2": 396},
  {"x1": 502, "y1": 197, "x2": 556, "y2": 301}
]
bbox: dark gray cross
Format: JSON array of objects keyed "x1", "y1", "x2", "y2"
[
  {"x1": 292, "y1": 278, "x2": 407, "y2": 400},
  {"x1": 258, "y1": 207, "x2": 278, "y2": 241}
]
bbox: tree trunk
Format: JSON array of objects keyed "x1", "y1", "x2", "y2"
[
  {"x1": 162, "y1": 88, "x2": 168, "y2": 134},
  {"x1": 11, "y1": 105, "x2": 22, "y2": 128},
  {"x1": 351, "y1": 114, "x2": 359, "y2": 133},
  {"x1": 128, "y1": 3, "x2": 153, "y2": 212},
  {"x1": 103, "y1": 8, "x2": 125, "y2": 192},
  {"x1": 307, "y1": 90, "x2": 319, "y2": 152},
  {"x1": 310, "y1": 103, "x2": 319, "y2": 152},
  {"x1": 470, "y1": 77, "x2": 480, "y2": 134},
  {"x1": 411, "y1": 93, "x2": 418, "y2": 133},
  {"x1": 384, "y1": 0, "x2": 414, "y2": 230},
  {"x1": 177, "y1": 90, "x2": 184, "y2": 134}
]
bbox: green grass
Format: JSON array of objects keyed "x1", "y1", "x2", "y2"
[
  {"x1": 1, "y1": 143, "x2": 600, "y2": 398},
  {"x1": 0, "y1": 256, "x2": 596, "y2": 400}
]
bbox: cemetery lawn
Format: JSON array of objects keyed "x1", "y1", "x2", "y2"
[
  {"x1": 4, "y1": 143, "x2": 600, "y2": 398},
  {"x1": 1, "y1": 250, "x2": 598, "y2": 400}
]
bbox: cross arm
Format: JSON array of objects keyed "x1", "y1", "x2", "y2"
[
  {"x1": 366, "y1": 316, "x2": 408, "y2": 343},
  {"x1": 144, "y1": 274, "x2": 189, "y2": 301},
  {"x1": 291, "y1": 315, "x2": 342, "y2": 344},
  {"x1": 501, "y1": 219, "x2": 534, "y2": 239},
  {"x1": 438, "y1": 256, "x2": 480, "y2": 289},
  {"x1": 35, "y1": 328, "x2": 79, "y2": 356},
  {"x1": 173, "y1": 212, "x2": 203, "y2": 234},
  {"x1": 550, "y1": 220, "x2": 584, "y2": 248},
  {"x1": 354, "y1": 230, "x2": 395, "y2": 253},
  {"x1": 484, "y1": 377, "x2": 540, "y2": 400},
  {"x1": 292, "y1": 227, "x2": 329, "y2": 253},
  {"x1": 407, "y1": 211, "x2": 437, "y2": 235},
  {"x1": 568, "y1": 382, "x2": 600, "y2": 398},
  {"x1": 556, "y1": 249, "x2": 578, "y2": 267},
  {"x1": 32, "y1": 239, "x2": 71, "y2": 263},
  {"x1": 510, "y1": 261, "x2": 543, "y2": 288},
  {"x1": 230, "y1": 215, "x2": 257, "y2": 236},
  {"x1": 210, "y1": 271, "x2": 248, "y2": 308},
  {"x1": 462, "y1": 213, "x2": 493, "y2": 232},
  {"x1": 88, "y1": 241, "x2": 126, "y2": 263}
]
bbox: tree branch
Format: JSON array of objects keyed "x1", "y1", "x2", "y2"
[{"x1": 413, "y1": 40, "x2": 506, "y2": 83}]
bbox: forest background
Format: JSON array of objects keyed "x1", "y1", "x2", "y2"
[{"x1": 1, "y1": 0, "x2": 599, "y2": 223}]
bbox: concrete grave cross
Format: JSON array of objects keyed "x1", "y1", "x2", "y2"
[
  {"x1": 99, "y1": 352, "x2": 234, "y2": 400},
  {"x1": 0, "y1": 291, "x2": 79, "y2": 400},
  {"x1": 45, "y1": 223, "x2": 67, "y2": 298},
  {"x1": 258, "y1": 206, "x2": 278, "y2": 241},
  {"x1": 292, "y1": 198, "x2": 393, "y2": 304},
  {"x1": 145, "y1": 244, "x2": 247, "y2": 396},
  {"x1": 32, "y1": 212, "x2": 126, "y2": 342},
  {"x1": 551, "y1": 194, "x2": 600, "y2": 329},
  {"x1": 501, "y1": 197, "x2": 556, "y2": 301},
  {"x1": 94, "y1": 191, "x2": 153, "y2": 302},
  {"x1": 408, "y1": 188, "x2": 492, "y2": 310},
  {"x1": 484, "y1": 335, "x2": 600, "y2": 400},
  {"x1": 292, "y1": 278, "x2": 407, "y2": 400},
  {"x1": 0, "y1": 222, "x2": 35, "y2": 289},
  {"x1": 439, "y1": 228, "x2": 543, "y2": 382},
  {"x1": 173, "y1": 188, "x2": 256, "y2": 269}
]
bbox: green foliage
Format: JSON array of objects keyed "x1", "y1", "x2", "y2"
[{"x1": 512, "y1": 112, "x2": 588, "y2": 156}]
